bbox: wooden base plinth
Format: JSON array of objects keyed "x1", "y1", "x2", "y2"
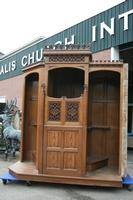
[{"x1": 9, "y1": 161, "x2": 122, "y2": 188}]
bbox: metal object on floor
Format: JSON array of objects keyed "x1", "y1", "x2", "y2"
[
  {"x1": 0, "y1": 171, "x2": 17, "y2": 184},
  {"x1": 0, "y1": 171, "x2": 31, "y2": 186},
  {"x1": 122, "y1": 174, "x2": 133, "y2": 185},
  {"x1": 122, "y1": 174, "x2": 133, "y2": 191}
]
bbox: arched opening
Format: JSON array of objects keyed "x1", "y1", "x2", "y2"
[
  {"x1": 23, "y1": 73, "x2": 39, "y2": 163},
  {"x1": 48, "y1": 68, "x2": 84, "y2": 98},
  {"x1": 87, "y1": 70, "x2": 120, "y2": 173}
]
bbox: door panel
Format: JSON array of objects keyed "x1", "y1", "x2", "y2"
[
  {"x1": 46, "y1": 151, "x2": 61, "y2": 169},
  {"x1": 63, "y1": 152, "x2": 78, "y2": 170},
  {"x1": 43, "y1": 95, "x2": 84, "y2": 176},
  {"x1": 43, "y1": 128, "x2": 82, "y2": 176}
]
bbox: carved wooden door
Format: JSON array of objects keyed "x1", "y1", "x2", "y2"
[{"x1": 43, "y1": 98, "x2": 83, "y2": 176}]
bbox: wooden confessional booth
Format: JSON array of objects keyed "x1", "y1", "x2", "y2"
[{"x1": 9, "y1": 46, "x2": 128, "y2": 187}]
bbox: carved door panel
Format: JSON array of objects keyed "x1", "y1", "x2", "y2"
[
  {"x1": 43, "y1": 95, "x2": 84, "y2": 176},
  {"x1": 43, "y1": 128, "x2": 82, "y2": 176}
]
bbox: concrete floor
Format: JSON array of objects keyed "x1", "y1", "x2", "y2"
[{"x1": 0, "y1": 150, "x2": 133, "y2": 200}]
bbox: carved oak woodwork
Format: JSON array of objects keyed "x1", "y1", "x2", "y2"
[{"x1": 8, "y1": 46, "x2": 128, "y2": 188}]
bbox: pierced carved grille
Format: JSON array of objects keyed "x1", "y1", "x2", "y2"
[
  {"x1": 66, "y1": 102, "x2": 79, "y2": 122},
  {"x1": 49, "y1": 55, "x2": 85, "y2": 63},
  {"x1": 48, "y1": 102, "x2": 61, "y2": 121}
]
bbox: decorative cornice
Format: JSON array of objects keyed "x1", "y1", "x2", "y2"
[
  {"x1": 44, "y1": 44, "x2": 92, "y2": 63},
  {"x1": 44, "y1": 44, "x2": 90, "y2": 51}
]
